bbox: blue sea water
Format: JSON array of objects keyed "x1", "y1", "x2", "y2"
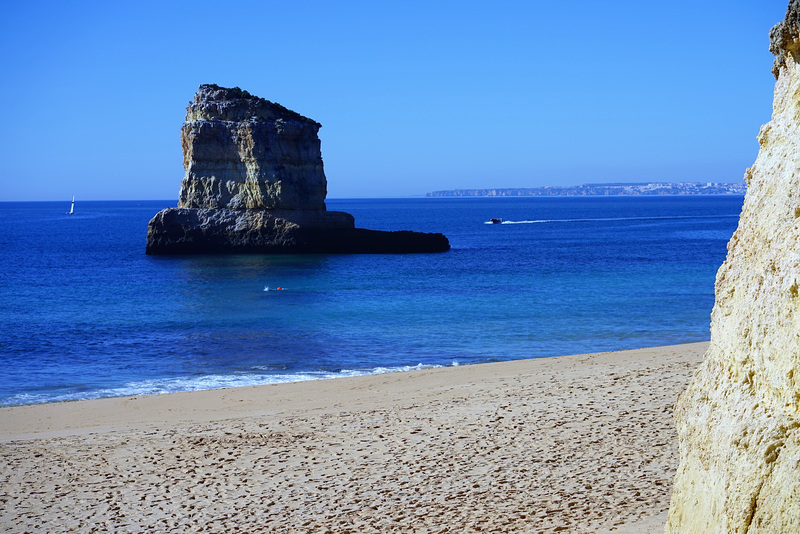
[{"x1": 0, "y1": 196, "x2": 742, "y2": 406}]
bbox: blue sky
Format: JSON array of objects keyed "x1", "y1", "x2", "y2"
[{"x1": 0, "y1": 0, "x2": 788, "y2": 200}]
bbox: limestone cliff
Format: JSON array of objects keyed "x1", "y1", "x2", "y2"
[
  {"x1": 146, "y1": 85, "x2": 449, "y2": 254},
  {"x1": 177, "y1": 84, "x2": 326, "y2": 210},
  {"x1": 666, "y1": 2, "x2": 800, "y2": 532}
]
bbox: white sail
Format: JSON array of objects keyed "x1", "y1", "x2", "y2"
[{"x1": 68, "y1": 195, "x2": 74, "y2": 215}]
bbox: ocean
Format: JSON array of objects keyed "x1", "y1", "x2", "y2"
[{"x1": 0, "y1": 196, "x2": 742, "y2": 406}]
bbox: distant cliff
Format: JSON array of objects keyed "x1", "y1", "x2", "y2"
[
  {"x1": 146, "y1": 85, "x2": 449, "y2": 254},
  {"x1": 427, "y1": 182, "x2": 746, "y2": 197},
  {"x1": 666, "y1": 2, "x2": 800, "y2": 531}
]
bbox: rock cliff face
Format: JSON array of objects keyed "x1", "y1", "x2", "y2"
[
  {"x1": 146, "y1": 85, "x2": 449, "y2": 254},
  {"x1": 666, "y1": 2, "x2": 800, "y2": 532},
  {"x1": 177, "y1": 85, "x2": 326, "y2": 210}
]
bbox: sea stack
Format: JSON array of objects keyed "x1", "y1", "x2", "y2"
[
  {"x1": 666, "y1": 2, "x2": 800, "y2": 532},
  {"x1": 146, "y1": 84, "x2": 449, "y2": 254}
]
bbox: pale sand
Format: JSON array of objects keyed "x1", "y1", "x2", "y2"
[{"x1": 0, "y1": 342, "x2": 706, "y2": 533}]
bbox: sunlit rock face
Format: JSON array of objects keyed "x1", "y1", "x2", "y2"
[
  {"x1": 666, "y1": 2, "x2": 800, "y2": 532},
  {"x1": 177, "y1": 84, "x2": 327, "y2": 210}
]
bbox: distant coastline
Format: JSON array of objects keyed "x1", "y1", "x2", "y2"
[{"x1": 426, "y1": 182, "x2": 746, "y2": 197}]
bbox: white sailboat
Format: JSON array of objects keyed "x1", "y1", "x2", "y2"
[{"x1": 67, "y1": 195, "x2": 75, "y2": 215}]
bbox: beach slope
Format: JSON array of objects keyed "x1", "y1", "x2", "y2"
[{"x1": 0, "y1": 343, "x2": 705, "y2": 533}]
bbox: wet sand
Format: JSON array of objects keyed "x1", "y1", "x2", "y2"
[{"x1": 0, "y1": 342, "x2": 706, "y2": 533}]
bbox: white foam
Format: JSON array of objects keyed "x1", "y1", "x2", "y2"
[
  {"x1": 0, "y1": 362, "x2": 453, "y2": 406},
  {"x1": 487, "y1": 214, "x2": 739, "y2": 225}
]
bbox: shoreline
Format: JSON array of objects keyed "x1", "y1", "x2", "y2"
[{"x1": 0, "y1": 342, "x2": 707, "y2": 532}]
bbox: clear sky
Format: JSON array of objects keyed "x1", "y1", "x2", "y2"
[{"x1": 0, "y1": 0, "x2": 789, "y2": 201}]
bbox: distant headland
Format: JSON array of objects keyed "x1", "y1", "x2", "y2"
[{"x1": 426, "y1": 182, "x2": 746, "y2": 197}]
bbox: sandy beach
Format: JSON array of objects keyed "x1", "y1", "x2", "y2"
[{"x1": 0, "y1": 342, "x2": 706, "y2": 533}]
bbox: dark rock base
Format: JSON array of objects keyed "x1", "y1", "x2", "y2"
[{"x1": 146, "y1": 208, "x2": 450, "y2": 254}]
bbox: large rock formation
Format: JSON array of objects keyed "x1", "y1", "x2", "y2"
[
  {"x1": 666, "y1": 3, "x2": 800, "y2": 532},
  {"x1": 146, "y1": 85, "x2": 449, "y2": 254},
  {"x1": 177, "y1": 84, "x2": 328, "y2": 211}
]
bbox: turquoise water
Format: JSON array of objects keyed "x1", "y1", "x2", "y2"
[{"x1": 0, "y1": 196, "x2": 742, "y2": 406}]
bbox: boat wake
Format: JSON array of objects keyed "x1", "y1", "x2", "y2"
[{"x1": 485, "y1": 214, "x2": 738, "y2": 225}]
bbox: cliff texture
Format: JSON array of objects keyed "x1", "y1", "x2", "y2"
[
  {"x1": 666, "y1": 2, "x2": 800, "y2": 532},
  {"x1": 146, "y1": 85, "x2": 449, "y2": 254},
  {"x1": 177, "y1": 85, "x2": 326, "y2": 210}
]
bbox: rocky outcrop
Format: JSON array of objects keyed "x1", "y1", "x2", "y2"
[
  {"x1": 177, "y1": 85, "x2": 327, "y2": 211},
  {"x1": 146, "y1": 208, "x2": 449, "y2": 254},
  {"x1": 666, "y1": 2, "x2": 800, "y2": 532},
  {"x1": 769, "y1": 0, "x2": 800, "y2": 78},
  {"x1": 146, "y1": 85, "x2": 449, "y2": 254}
]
